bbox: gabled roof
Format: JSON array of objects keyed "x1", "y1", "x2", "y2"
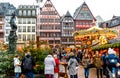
[
  {"x1": 65, "y1": 11, "x2": 72, "y2": 17},
  {"x1": 8, "y1": 4, "x2": 16, "y2": 9},
  {"x1": 0, "y1": 3, "x2": 16, "y2": 16},
  {"x1": 73, "y1": 2, "x2": 96, "y2": 21},
  {"x1": 109, "y1": 16, "x2": 120, "y2": 27},
  {"x1": 99, "y1": 16, "x2": 120, "y2": 28},
  {"x1": 41, "y1": 0, "x2": 60, "y2": 17},
  {"x1": 0, "y1": 6, "x2": 4, "y2": 15},
  {"x1": 60, "y1": 11, "x2": 73, "y2": 22}
]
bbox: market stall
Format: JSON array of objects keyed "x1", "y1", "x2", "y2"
[{"x1": 73, "y1": 26, "x2": 118, "y2": 52}]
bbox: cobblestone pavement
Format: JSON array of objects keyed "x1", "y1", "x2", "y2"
[
  {"x1": 78, "y1": 65, "x2": 97, "y2": 78},
  {"x1": 59, "y1": 65, "x2": 97, "y2": 78}
]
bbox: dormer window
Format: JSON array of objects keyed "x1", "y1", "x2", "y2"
[{"x1": 111, "y1": 20, "x2": 118, "y2": 26}]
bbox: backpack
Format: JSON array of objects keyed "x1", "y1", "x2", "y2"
[
  {"x1": 23, "y1": 57, "x2": 32, "y2": 71},
  {"x1": 106, "y1": 55, "x2": 118, "y2": 66},
  {"x1": 108, "y1": 58, "x2": 117, "y2": 65}
]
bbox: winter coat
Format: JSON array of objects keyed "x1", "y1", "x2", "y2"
[
  {"x1": 54, "y1": 58, "x2": 60, "y2": 73},
  {"x1": 21, "y1": 55, "x2": 35, "y2": 73},
  {"x1": 44, "y1": 55, "x2": 56, "y2": 75},
  {"x1": 106, "y1": 54, "x2": 119, "y2": 67},
  {"x1": 94, "y1": 55, "x2": 103, "y2": 69},
  {"x1": 68, "y1": 57, "x2": 79, "y2": 75},
  {"x1": 82, "y1": 58, "x2": 91, "y2": 68},
  {"x1": 14, "y1": 57, "x2": 21, "y2": 73}
]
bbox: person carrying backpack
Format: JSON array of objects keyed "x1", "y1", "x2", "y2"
[
  {"x1": 21, "y1": 52, "x2": 35, "y2": 78},
  {"x1": 106, "y1": 48, "x2": 119, "y2": 78}
]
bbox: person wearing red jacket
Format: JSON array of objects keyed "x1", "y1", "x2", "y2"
[{"x1": 54, "y1": 54, "x2": 60, "y2": 78}]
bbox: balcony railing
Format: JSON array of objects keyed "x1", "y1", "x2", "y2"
[
  {"x1": 61, "y1": 42, "x2": 75, "y2": 44},
  {"x1": 62, "y1": 27, "x2": 74, "y2": 29},
  {"x1": 61, "y1": 34, "x2": 73, "y2": 37}
]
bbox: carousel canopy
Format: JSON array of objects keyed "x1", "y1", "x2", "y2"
[{"x1": 73, "y1": 26, "x2": 118, "y2": 40}]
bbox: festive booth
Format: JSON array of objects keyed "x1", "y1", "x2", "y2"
[{"x1": 73, "y1": 26, "x2": 118, "y2": 53}]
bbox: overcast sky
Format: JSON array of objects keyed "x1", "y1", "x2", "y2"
[{"x1": 0, "y1": 0, "x2": 120, "y2": 21}]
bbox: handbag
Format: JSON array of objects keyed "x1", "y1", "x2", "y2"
[{"x1": 20, "y1": 74, "x2": 25, "y2": 78}]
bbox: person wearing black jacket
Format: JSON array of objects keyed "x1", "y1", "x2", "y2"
[
  {"x1": 101, "y1": 51, "x2": 108, "y2": 78},
  {"x1": 21, "y1": 52, "x2": 35, "y2": 78}
]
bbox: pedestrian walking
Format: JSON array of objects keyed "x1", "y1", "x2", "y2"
[
  {"x1": 21, "y1": 52, "x2": 35, "y2": 78},
  {"x1": 106, "y1": 48, "x2": 119, "y2": 78},
  {"x1": 14, "y1": 54, "x2": 21, "y2": 78},
  {"x1": 82, "y1": 53, "x2": 91, "y2": 78},
  {"x1": 101, "y1": 51, "x2": 108, "y2": 78},
  {"x1": 94, "y1": 51, "x2": 103, "y2": 78},
  {"x1": 77, "y1": 49, "x2": 83, "y2": 64},
  {"x1": 44, "y1": 52, "x2": 56, "y2": 78},
  {"x1": 68, "y1": 52, "x2": 79, "y2": 78}
]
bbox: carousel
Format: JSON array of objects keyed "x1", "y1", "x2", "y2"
[{"x1": 73, "y1": 26, "x2": 118, "y2": 51}]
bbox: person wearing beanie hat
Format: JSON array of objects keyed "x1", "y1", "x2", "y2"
[
  {"x1": 108, "y1": 48, "x2": 116, "y2": 55},
  {"x1": 106, "y1": 48, "x2": 119, "y2": 78}
]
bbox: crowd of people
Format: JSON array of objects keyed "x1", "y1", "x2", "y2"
[
  {"x1": 13, "y1": 47, "x2": 120, "y2": 78},
  {"x1": 14, "y1": 52, "x2": 35, "y2": 78}
]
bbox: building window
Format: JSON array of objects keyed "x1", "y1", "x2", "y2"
[
  {"x1": 19, "y1": 10, "x2": 22, "y2": 16},
  {"x1": 27, "y1": 19, "x2": 31, "y2": 24},
  {"x1": 0, "y1": 26, "x2": 2, "y2": 29},
  {"x1": 32, "y1": 34, "x2": 35, "y2": 40},
  {"x1": 23, "y1": 26, "x2": 26, "y2": 32},
  {"x1": 0, "y1": 18, "x2": 2, "y2": 21},
  {"x1": 23, "y1": 10, "x2": 26, "y2": 16},
  {"x1": 23, "y1": 18, "x2": 26, "y2": 24},
  {"x1": 32, "y1": 26, "x2": 35, "y2": 32},
  {"x1": 6, "y1": 24, "x2": 9, "y2": 27},
  {"x1": 18, "y1": 34, "x2": 22, "y2": 41},
  {"x1": 18, "y1": 18, "x2": 22, "y2": 24},
  {"x1": 0, "y1": 33, "x2": 3, "y2": 38},
  {"x1": 32, "y1": 19, "x2": 36, "y2": 24},
  {"x1": 6, "y1": 29, "x2": 10, "y2": 34},
  {"x1": 18, "y1": 26, "x2": 22, "y2": 32},
  {"x1": 28, "y1": 10, "x2": 31, "y2": 16},
  {"x1": 32, "y1": 10, "x2": 35, "y2": 16},
  {"x1": 23, "y1": 34, "x2": 26, "y2": 41},
  {"x1": 27, "y1": 26, "x2": 31, "y2": 32},
  {"x1": 27, "y1": 34, "x2": 31, "y2": 40},
  {"x1": 5, "y1": 36, "x2": 8, "y2": 42}
]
